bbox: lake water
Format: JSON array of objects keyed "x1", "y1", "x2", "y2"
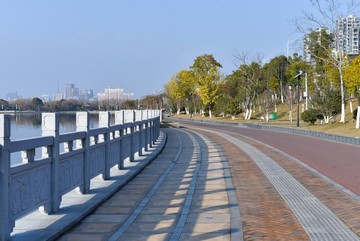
[
  {"x1": 9, "y1": 112, "x2": 101, "y2": 140},
  {"x1": 4, "y1": 112, "x2": 103, "y2": 165}
]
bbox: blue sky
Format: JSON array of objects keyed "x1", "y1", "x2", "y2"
[{"x1": 0, "y1": 0, "x2": 316, "y2": 99}]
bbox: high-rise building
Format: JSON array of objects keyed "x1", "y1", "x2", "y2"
[
  {"x1": 65, "y1": 83, "x2": 80, "y2": 100},
  {"x1": 336, "y1": 14, "x2": 360, "y2": 56},
  {"x1": 65, "y1": 83, "x2": 75, "y2": 99},
  {"x1": 79, "y1": 89, "x2": 94, "y2": 102}
]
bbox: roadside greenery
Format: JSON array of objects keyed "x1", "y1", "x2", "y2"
[
  {"x1": 163, "y1": 49, "x2": 359, "y2": 128},
  {"x1": 163, "y1": 0, "x2": 360, "y2": 129}
]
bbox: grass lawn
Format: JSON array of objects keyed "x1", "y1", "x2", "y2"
[{"x1": 170, "y1": 99, "x2": 360, "y2": 138}]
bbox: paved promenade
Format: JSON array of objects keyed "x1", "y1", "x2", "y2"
[
  {"x1": 57, "y1": 128, "x2": 241, "y2": 241},
  {"x1": 13, "y1": 125, "x2": 360, "y2": 240}
]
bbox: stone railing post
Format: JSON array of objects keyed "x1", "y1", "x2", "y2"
[
  {"x1": 152, "y1": 110, "x2": 157, "y2": 144},
  {"x1": 124, "y1": 110, "x2": 135, "y2": 162},
  {"x1": 41, "y1": 113, "x2": 61, "y2": 214},
  {"x1": 99, "y1": 111, "x2": 110, "y2": 180},
  {"x1": 115, "y1": 110, "x2": 124, "y2": 169},
  {"x1": 0, "y1": 115, "x2": 11, "y2": 241},
  {"x1": 155, "y1": 109, "x2": 160, "y2": 140},
  {"x1": 149, "y1": 110, "x2": 154, "y2": 147},
  {"x1": 135, "y1": 110, "x2": 143, "y2": 156},
  {"x1": 143, "y1": 110, "x2": 149, "y2": 151},
  {"x1": 76, "y1": 112, "x2": 90, "y2": 194}
]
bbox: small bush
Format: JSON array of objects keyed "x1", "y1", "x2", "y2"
[{"x1": 301, "y1": 109, "x2": 320, "y2": 124}]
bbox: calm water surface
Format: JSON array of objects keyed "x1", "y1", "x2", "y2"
[{"x1": 6, "y1": 112, "x2": 103, "y2": 165}]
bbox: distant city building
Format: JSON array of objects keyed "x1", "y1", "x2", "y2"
[
  {"x1": 53, "y1": 92, "x2": 64, "y2": 101},
  {"x1": 65, "y1": 83, "x2": 74, "y2": 99},
  {"x1": 336, "y1": 14, "x2": 360, "y2": 56},
  {"x1": 40, "y1": 94, "x2": 50, "y2": 102},
  {"x1": 79, "y1": 89, "x2": 94, "y2": 102},
  {"x1": 97, "y1": 87, "x2": 134, "y2": 105}
]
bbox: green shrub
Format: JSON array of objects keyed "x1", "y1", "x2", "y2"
[{"x1": 301, "y1": 108, "x2": 320, "y2": 124}]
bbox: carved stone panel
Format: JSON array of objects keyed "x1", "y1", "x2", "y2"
[
  {"x1": 122, "y1": 135, "x2": 131, "y2": 160},
  {"x1": 89, "y1": 146, "x2": 105, "y2": 179},
  {"x1": 59, "y1": 154, "x2": 84, "y2": 195},
  {"x1": 10, "y1": 165, "x2": 51, "y2": 219},
  {"x1": 110, "y1": 140, "x2": 120, "y2": 167}
]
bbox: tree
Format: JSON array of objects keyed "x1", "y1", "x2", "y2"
[
  {"x1": 164, "y1": 76, "x2": 183, "y2": 114},
  {"x1": 311, "y1": 88, "x2": 341, "y2": 123},
  {"x1": 0, "y1": 99, "x2": 9, "y2": 110},
  {"x1": 214, "y1": 74, "x2": 244, "y2": 119},
  {"x1": 190, "y1": 54, "x2": 223, "y2": 118},
  {"x1": 296, "y1": 0, "x2": 360, "y2": 123},
  {"x1": 343, "y1": 55, "x2": 360, "y2": 128},
  {"x1": 31, "y1": 97, "x2": 44, "y2": 111},
  {"x1": 121, "y1": 100, "x2": 137, "y2": 110},
  {"x1": 164, "y1": 69, "x2": 196, "y2": 114},
  {"x1": 140, "y1": 94, "x2": 163, "y2": 109},
  {"x1": 285, "y1": 57, "x2": 309, "y2": 122},
  {"x1": 301, "y1": 108, "x2": 321, "y2": 124},
  {"x1": 266, "y1": 55, "x2": 288, "y2": 103},
  {"x1": 233, "y1": 52, "x2": 266, "y2": 120}
]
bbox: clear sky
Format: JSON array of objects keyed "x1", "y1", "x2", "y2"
[{"x1": 0, "y1": 0, "x2": 316, "y2": 99}]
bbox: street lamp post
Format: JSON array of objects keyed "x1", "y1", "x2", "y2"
[
  {"x1": 294, "y1": 71, "x2": 303, "y2": 127},
  {"x1": 305, "y1": 72, "x2": 308, "y2": 111},
  {"x1": 297, "y1": 77, "x2": 300, "y2": 127}
]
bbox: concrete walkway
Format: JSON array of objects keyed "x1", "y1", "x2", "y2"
[
  {"x1": 56, "y1": 128, "x2": 242, "y2": 241},
  {"x1": 11, "y1": 132, "x2": 167, "y2": 241}
]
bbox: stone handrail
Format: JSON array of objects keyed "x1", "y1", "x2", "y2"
[{"x1": 0, "y1": 110, "x2": 161, "y2": 240}]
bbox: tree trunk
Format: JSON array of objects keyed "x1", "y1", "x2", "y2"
[
  {"x1": 324, "y1": 116, "x2": 330, "y2": 124},
  {"x1": 244, "y1": 109, "x2": 249, "y2": 120},
  {"x1": 209, "y1": 108, "x2": 212, "y2": 118},
  {"x1": 356, "y1": 105, "x2": 360, "y2": 129},
  {"x1": 248, "y1": 109, "x2": 253, "y2": 120},
  {"x1": 265, "y1": 112, "x2": 269, "y2": 122},
  {"x1": 350, "y1": 100, "x2": 353, "y2": 113},
  {"x1": 339, "y1": 65, "x2": 346, "y2": 123}
]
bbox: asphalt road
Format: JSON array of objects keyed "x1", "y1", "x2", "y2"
[{"x1": 169, "y1": 117, "x2": 360, "y2": 196}]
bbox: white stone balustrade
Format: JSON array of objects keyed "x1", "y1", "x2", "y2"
[{"x1": 0, "y1": 110, "x2": 160, "y2": 241}]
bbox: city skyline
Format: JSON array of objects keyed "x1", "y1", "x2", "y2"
[
  {"x1": 0, "y1": 1, "x2": 349, "y2": 99},
  {"x1": 3, "y1": 83, "x2": 135, "y2": 103}
]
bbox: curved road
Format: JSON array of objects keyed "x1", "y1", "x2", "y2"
[{"x1": 171, "y1": 117, "x2": 360, "y2": 196}]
